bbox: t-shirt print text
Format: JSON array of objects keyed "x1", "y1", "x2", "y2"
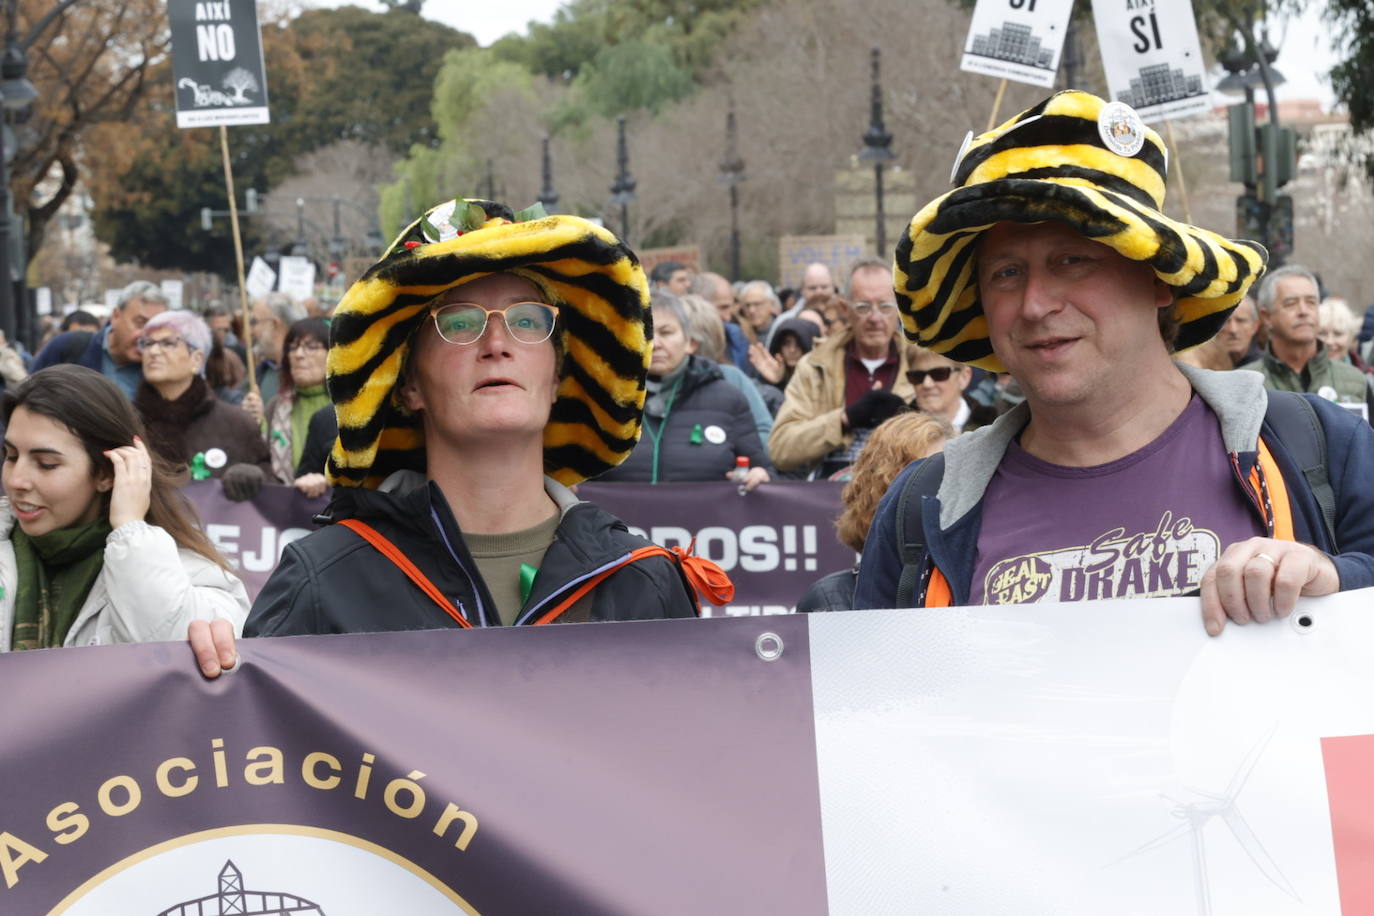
[{"x1": 983, "y1": 511, "x2": 1221, "y2": 604}]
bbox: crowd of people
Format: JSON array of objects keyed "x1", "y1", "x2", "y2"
[{"x1": 0, "y1": 89, "x2": 1370, "y2": 675}]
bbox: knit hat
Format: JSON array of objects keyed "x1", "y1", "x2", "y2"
[
  {"x1": 894, "y1": 90, "x2": 1268, "y2": 371},
  {"x1": 326, "y1": 199, "x2": 652, "y2": 488}
]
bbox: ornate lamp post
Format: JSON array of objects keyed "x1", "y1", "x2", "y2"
[
  {"x1": 609, "y1": 115, "x2": 636, "y2": 243},
  {"x1": 484, "y1": 158, "x2": 496, "y2": 201},
  {"x1": 857, "y1": 47, "x2": 896, "y2": 258},
  {"x1": 718, "y1": 102, "x2": 746, "y2": 282},
  {"x1": 537, "y1": 135, "x2": 559, "y2": 213}
]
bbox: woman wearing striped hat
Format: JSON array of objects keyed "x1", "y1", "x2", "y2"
[{"x1": 190, "y1": 199, "x2": 728, "y2": 676}]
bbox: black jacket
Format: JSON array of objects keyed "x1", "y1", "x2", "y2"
[
  {"x1": 599, "y1": 355, "x2": 772, "y2": 483},
  {"x1": 245, "y1": 476, "x2": 698, "y2": 635}
]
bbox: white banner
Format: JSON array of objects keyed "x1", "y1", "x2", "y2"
[
  {"x1": 245, "y1": 255, "x2": 276, "y2": 299},
  {"x1": 1092, "y1": 0, "x2": 1210, "y2": 122},
  {"x1": 815, "y1": 587, "x2": 1374, "y2": 914},
  {"x1": 277, "y1": 255, "x2": 316, "y2": 302},
  {"x1": 34, "y1": 287, "x2": 51, "y2": 316},
  {"x1": 961, "y1": 0, "x2": 1076, "y2": 88}
]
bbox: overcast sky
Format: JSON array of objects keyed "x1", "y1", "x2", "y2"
[{"x1": 311, "y1": 0, "x2": 1339, "y2": 107}]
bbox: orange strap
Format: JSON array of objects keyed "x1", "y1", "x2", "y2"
[
  {"x1": 923, "y1": 567, "x2": 953, "y2": 608},
  {"x1": 340, "y1": 520, "x2": 733, "y2": 627},
  {"x1": 533, "y1": 542, "x2": 734, "y2": 625},
  {"x1": 337, "y1": 519, "x2": 472, "y2": 628},
  {"x1": 1254, "y1": 438, "x2": 1296, "y2": 542}
]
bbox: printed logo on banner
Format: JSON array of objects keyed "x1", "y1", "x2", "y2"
[
  {"x1": 169, "y1": 0, "x2": 271, "y2": 129},
  {"x1": 960, "y1": 0, "x2": 1077, "y2": 89},
  {"x1": 1091, "y1": 0, "x2": 1210, "y2": 122},
  {"x1": 54, "y1": 834, "x2": 474, "y2": 915}
]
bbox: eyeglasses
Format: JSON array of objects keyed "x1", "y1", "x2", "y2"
[
  {"x1": 287, "y1": 340, "x2": 327, "y2": 355},
  {"x1": 136, "y1": 336, "x2": 186, "y2": 353},
  {"x1": 906, "y1": 367, "x2": 957, "y2": 385},
  {"x1": 431, "y1": 302, "x2": 559, "y2": 345},
  {"x1": 851, "y1": 301, "x2": 898, "y2": 316}
]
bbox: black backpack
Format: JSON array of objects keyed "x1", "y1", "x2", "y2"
[{"x1": 892, "y1": 391, "x2": 1338, "y2": 609}]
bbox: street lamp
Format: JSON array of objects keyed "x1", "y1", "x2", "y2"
[
  {"x1": 857, "y1": 47, "x2": 896, "y2": 258},
  {"x1": 537, "y1": 135, "x2": 559, "y2": 213},
  {"x1": 291, "y1": 197, "x2": 308, "y2": 257},
  {"x1": 718, "y1": 102, "x2": 746, "y2": 282},
  {"x1": 484, "y1": 159, "x2": 496, "y2": 201},
  {"x1": 609, "y1": 115, "x2": 636, "y2": 243},
  {"x1": 0, "y1": 25, "x2": 35, "y2": 344}
]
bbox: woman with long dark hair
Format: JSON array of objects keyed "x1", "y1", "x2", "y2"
[{"x1": 1, "y1": 365, "x2": 249, "y2": 649}]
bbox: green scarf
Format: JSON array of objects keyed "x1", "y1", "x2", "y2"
[
  {"x1": 289, "y1": 384, "x2": 330, "y2": 468},
  {"x1": 11, "y1": 519, "x2": 112, "y2": 650}
]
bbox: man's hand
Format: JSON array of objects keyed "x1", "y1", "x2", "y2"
[
  {"x1": 1199, "y1": 537, "x2": 1340, "y2": 636},
  {"x1": 188, "y1": 618, "x2": 239, "y2": 678},
  {"x1": 747, "y1": 342, "x2": 784, "y2": 384}
]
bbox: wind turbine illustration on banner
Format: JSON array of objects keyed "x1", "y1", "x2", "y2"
[{"x1": 1111, "y1": 724, "x2": 1301, "y2": 915}]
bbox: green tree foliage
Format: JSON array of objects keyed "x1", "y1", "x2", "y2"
[
  {"x1": 88, "y1": 6, "x2": 472, "y2": 276},
  {"x1": 1325, "y1": 0, "x2": 1374, "y2": 164},
  {"x1": 572, "y1": 40, "x2": 695, "y2": 116}
]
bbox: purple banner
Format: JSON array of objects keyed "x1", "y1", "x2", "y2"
[
  {"x1": 185, "y1": 481, "x2": 329, "y2": 600},
  {"x1": 186, "y1": 481, "x2": 849, "y2": 612},
  {"x1": 0, "y1": 617, "x2": 826, "y2": 913},
  {"x1": 578, "y1": 482, "x2": 850, "y2": 615}
]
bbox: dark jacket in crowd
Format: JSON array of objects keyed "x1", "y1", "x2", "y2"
[
  {"x1": 797, "y1": 567, "x2": 858, "y2": 613},
  {"x1": 31, "y1": 329, "x2": 101, "y2": 372},
  {"x1": 598, "y1": 354, "x2": 772, "y2": 483},
  {"x1": 294, "y1": 404, "x2": 339, "y2": 478},
  {"x1": 134, "y1": 376, "x2": 272, "y2": 479},
  {"x1": 245, "y1": 475, "x2": 698, "y2": 634}
]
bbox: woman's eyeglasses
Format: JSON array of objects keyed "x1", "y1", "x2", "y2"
[
  {"x1": 906, "y1": 367, "x2": 956, "y2": 385},
  {"x1": 287, "y1": 340, "x2": 327, "y2": 355},
  {"x1": 136, "y1": 336, "x2": 186, "y2": 353},
  {"x1": 432, "y1": 302, "x2": 559, "y2": 345}
]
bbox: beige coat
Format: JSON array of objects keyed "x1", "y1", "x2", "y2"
[{"x1": 768, "y1": 329, "x2": 915, "y2": 472}]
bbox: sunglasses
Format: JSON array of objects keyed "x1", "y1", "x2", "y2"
[
  {"x1": 906, "y1": 367, "x2": 957, "y2": 385},
  {"x1": 432, "y1": 302, "x2": 559, "y2": 345}
]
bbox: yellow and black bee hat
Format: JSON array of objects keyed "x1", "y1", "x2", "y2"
[
  {"x1": 894, "y1": 90, "x2": 1268, "y2": 370},
  {"x1": 326, "y1": 198, "x2": 651, "y2": 488}
]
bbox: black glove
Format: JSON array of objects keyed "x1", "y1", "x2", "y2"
[
  {"x1": 845, "y1": 388, "x2": 908, "y2": 429},
  {"x1": 221, "y1": 463, "x2": 266, "y2": 502}
]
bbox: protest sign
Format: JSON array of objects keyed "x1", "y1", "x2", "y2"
[
  {"x1": 160, "y1": 279, "x2": 185, "y2": 312},
  {"x1": 777, "y1": 235, "x2": 865, "y2": 293},
  {"x1": 244, "y1": 256, "x2": 276, "y2": 299},
  {"x1": 169, "y1": 0, "x2": 270, "y2": 128},
  {"x1": 637, "y1": 244, "x2": 701, "y2": 275},
  {"x1": 277, "y1": 256, "x2": 317, "y2": 302},
  {"x1": 1092, "y1": 0, "x2": 1209, "y2": 122},
  {"x1": 961, "y1": 0, "x2": 1076, "y2": 88},
  {"x1": 4, "y1": 588, "x2": 1372, "y2": 912}
]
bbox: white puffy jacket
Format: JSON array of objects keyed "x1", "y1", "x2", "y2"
[{"x1": 0, "y1": 500, "x2": 249, "y2": 651}]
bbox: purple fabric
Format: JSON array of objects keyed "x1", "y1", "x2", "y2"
[{"x1": 970, "y1": 396, "x2": 1264, "y2": 605}]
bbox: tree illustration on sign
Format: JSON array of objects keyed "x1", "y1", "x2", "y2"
[{"x1": 222, "y1": 67, "x2": 259, "y2": 104}]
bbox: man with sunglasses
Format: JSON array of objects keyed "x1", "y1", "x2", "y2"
[
  {"x1": 190, "y1": 199, "x2": 708, "y2": 674},
  {"x1": 768, "y1": 259, "x2": 915, "y2": 479},
  {"x1": 905, "y1": 347, "x2": 997, "y2": 435}
]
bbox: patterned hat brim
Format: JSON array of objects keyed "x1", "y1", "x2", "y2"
[
  {"x1": 327, "y1": 213, "x2": 651, "y2": 488},
  {"x1": 894, "y1": 178, "x2": 1268, "y2": 371}
]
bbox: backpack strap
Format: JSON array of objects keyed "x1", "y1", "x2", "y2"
[
  {"x1": 894, "y1": 453, "x2": 946, "y2": 609},
  {"x1": 337, "y1": 519, "x2": 472, "y2": 628},
  {"x1": 1262, "y1": 391, "x2": 1338, "y2": 548}
]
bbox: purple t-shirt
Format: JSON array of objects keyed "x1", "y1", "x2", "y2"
[{"x1": 969, "y1": 396, "x2": 1264, "y2": 605}]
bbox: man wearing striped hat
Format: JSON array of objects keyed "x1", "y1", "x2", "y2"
[{"x1": 853, "y1": 91, "x2": 1374, "y2": 633}]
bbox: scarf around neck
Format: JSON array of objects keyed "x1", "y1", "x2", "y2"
[
  {"x1": 11, "y1": 519, "x2": 112, "y2": 650},
  {"x1": 136, "y1": 375, "x2": 212, "y2": 467}
]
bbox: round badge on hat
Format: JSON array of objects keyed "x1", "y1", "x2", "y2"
[
  {"x1": 703, "y1": 425, "x2": 727, "y2": 445},
  {"x1": 204, "y1": 447, "x2": 228, "y2": 470},
  {"x1": 1097, "y1": 101, "x2": 1146, "y2": 158},
  {"x1": 1317, "y1": 386, "x2": 1339, "y2": 402}
]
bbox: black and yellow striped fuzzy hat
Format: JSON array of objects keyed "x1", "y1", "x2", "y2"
[
  {"x1": 894, "y1": 90, "x2": 1268, "y2": 371},
  {"x1": 326, "y1": 198, "x2": 652, "y2": 488}
]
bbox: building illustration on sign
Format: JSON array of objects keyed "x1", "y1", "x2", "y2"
[
  {"x1": 967, "y1": 22, "x2": 1055, "y2": 70},
  {"x1": 1117, "y1": 63, "x2": 1205, "y2": 108},
  {"x1": 155, "y1": 861, "x2": 326, "y2": 916}
]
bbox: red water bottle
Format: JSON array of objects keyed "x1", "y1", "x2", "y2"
[{"x1": 731, "y1": 456, "x2": 750, "y2": 495}]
